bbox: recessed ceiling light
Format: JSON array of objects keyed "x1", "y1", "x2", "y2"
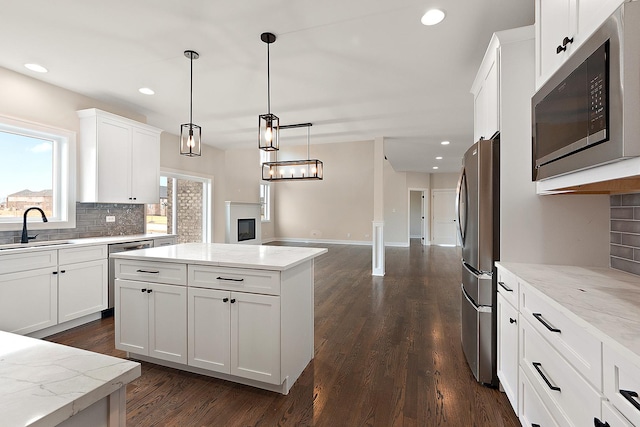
[
  {"x1": 436, "y1": 156, "x2": 443, "y2": 160},
  {"x1": 24, "y1": 63, "x2": 48, "y2": 73},
  {"x1": 139, "y1": 87, "x2": 155, "y2": 95},
  {"x1": 441, "y1": 141, "x2": 450, "y2": 145},
  {"x1": 433, "y1": 166, "x2": 439, "y2": 170},
  {"x1": 421, "y1": 9, "x2": 446, "y2": 26}
]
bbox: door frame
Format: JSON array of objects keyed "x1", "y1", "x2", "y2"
[
  {"x1": 430, "y1": 188, "x2": 458, "y2": 246},
  {"x1": 407, "y1": 187, "x2": 430, "y2": 246}
]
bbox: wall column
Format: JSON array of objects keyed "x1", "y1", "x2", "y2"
[{"x1": 372, "y1": 137, "x2": 385, "y2": 276}]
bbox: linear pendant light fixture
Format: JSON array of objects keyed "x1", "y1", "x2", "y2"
[
  {"x1": 258, "y1": 32, "x2": 279, "y2": 151},
  {"x1": 262, "y1": 123, "x2": 323, "y2": 181},
  {"x1": 180, "y1": 50, "x2": 202, "y2": 157}
]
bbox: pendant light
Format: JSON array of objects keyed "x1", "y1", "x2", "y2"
[
  {"x1": 262, "y1": 123, "x2": 323, "y2": 181},
  {"x1": 180, "y1": 50, "x2": 201, "y2": 157},
  {"x1": 258, "y1": 32, "x2": 279, "y2": 151}
]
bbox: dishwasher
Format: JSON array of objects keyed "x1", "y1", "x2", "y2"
[{"x1": 105, "y1": 240, "x2": 154, "y2": 316}]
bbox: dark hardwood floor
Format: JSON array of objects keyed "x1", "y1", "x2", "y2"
[{"x1": 46, "y1": 241, "x2": 519, "y2": 426}]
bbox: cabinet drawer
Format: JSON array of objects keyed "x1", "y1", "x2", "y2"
[
  {"x1": 59, "y1": 244, "x2": 107, "y2": 264},
  {"x1": 497, "y1": 266, "x2": 519, "y2": 309},
  {"x1": 603, "y1": 344, "x2": 640, "y2": 426},
  {"x1": 519, "y1": 366, "x2": 564, "y2": 427},
  {"x1": 153, "y1": 237, "x2": 176, "y2": 247},
  {"x1": 601, "y1": 400, "x2": 634, "y2": 427},
  {"x1": 520, "y1": 316, "x2": 602, "y2": 426},
  {"x1": 0, "y1": 250, "x2": 57, "y2": 275},
  {"x1": 189, "y1": 265, "x2": 280, "y2": 296},
  {"x1": 115, "y1": 259, "x2": 186, "y2": 285},
  {"x1": 520, "y1": 282, "x2": 602, "y2": 389}
]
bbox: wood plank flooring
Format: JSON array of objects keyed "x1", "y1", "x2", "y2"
[{"x1": 46, "y1": 241, "x2": 519, "y2": 426}]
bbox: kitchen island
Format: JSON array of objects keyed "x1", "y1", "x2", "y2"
[
  {"x1": 0, "y1": 330, "x2": 140, "y2": 427},
  {"x1": 111, "y1": 243, "x2": 327, "y2": 394}
]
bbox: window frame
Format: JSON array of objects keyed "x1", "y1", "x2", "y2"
[
  {"x1": 0, "y1": 114, "x2": 76, "y2": 231},
  {"x1": 260, "y1": 182, "x2": 271, "y2": 222}
]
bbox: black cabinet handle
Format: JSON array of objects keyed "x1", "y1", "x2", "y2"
[
  {"x1": 532, "y1": 313, "x2": 561, "y2": 333},
  {"x1": 141, "y1": 288, "x2": 147, "y2": 293},
  {"x1": 147, "y1": 289, "x2": 152, "y2": 293},
  {"x1": 509, "y1": 318, "x2": 517, "y2": 324},
  {"x1": 556, "y1": 44, "x2": 567, "y2": 54},
  {"x1": 133, "y1": 197, "x2": 137, "y2": 200},
  {"x1": 620, "y1": 389, "x2": 640, "y2": 411},
  {"x1": 52, "y1": 271, "x2": 58, "y2": 275},
  {"x1": 533, "y1": 362, "x2": 561, "y2": 391},
  {"x1": 60, "y1": 270, "x2": 66, "y2": 273},
  {"x1": 230, "y1": 298, "x2": 236, "y2": 303},
  {"x1": 498, "y1": 281, "x2": 513, "y2": 292},
  {"x1": 216, "y1": 276, "x2": 244, "y2": 282},
  {"x1": 562, "y1": 36, "x2": 574, "y2": 47},
  {"x1": 223, "y1": 297, "x2": 229, "y2": 303},
  {"x1": 137, "y1": 269, "x2": 160, "y2": 274},
  {"x1": 532, "y1": 424, "x2": 540, "y2": 427},
  {"x1": 594, "y1": 418, "x2": 611, "y2": 427}
]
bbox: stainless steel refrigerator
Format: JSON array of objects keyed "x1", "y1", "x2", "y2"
[{"x1": 456, "y1": 133, "x2": 499, "y2": 386}]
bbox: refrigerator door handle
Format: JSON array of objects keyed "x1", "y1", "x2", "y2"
[
  {"x1": 462, "y1": 260, "x2": 493, "y2": 280},
  {"x1": 461, "y1": 283, "x2": 492, "y2": 312},
  {"x1": 456, "y1": 168, "x2": 467, "y2": 246}
]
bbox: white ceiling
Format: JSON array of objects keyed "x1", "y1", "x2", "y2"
[{"x1": 0, "y1": 0, "x2": 533, "y2": 173}]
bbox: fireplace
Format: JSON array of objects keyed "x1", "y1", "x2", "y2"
[
  {"x1": 225, "y1": 201, "x2": 261, "y2": 244},
  {"x1": 237, "y1": 218, "x2": 256, "y2": 242}
]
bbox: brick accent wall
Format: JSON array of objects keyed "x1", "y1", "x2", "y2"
[
  {"x1": 0, "y1": 203, "x2": 144, "y2": 244},
  {"x1": 166, "y1": 178, "x2": 203, "y2": 244},
  {"x1": 610, "y1": 193, "x2": 640, "y2": 275}
]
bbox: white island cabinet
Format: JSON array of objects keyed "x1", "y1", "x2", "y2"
[{"x1": 112, "y1": 243, "x2": 327, "y2": 395}]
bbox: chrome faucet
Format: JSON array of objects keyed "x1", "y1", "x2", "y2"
[{"x1": 21, "y1": 207, "x2": 48, "y2": 244}]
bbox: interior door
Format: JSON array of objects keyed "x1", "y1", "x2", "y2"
[{"x1": 431, "y1": 190, "x2": 458, "y2": 246}]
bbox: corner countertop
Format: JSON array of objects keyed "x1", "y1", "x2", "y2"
[
  {"x1": 496, "y1": 262, "x2": 640, "y2": 362},
  {"x1": 110, "y1": 243, "x2": 328, "y2": 271},
  {"x1": 0, "y1": 234, "x2": 175, "y2": 255},
  {"x1": 0, "y1": 331, "x2": 140, "y2": 427}
]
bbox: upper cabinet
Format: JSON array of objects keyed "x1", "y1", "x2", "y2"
[
  {"x1": 535, "y1": 0, "x2": 625, "y2": 89},
  {"x1": 471, "y1": 40, "x2": 499, "y2": 142},
  {"x1": 77, "y1": 109, "x2": 162, "y2": 204}
]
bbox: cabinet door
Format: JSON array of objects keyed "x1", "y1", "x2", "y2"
[
  {"x1": 58, "y1": 259, "x2": 108, "y2": 323},
  {"x1": 474, "y1": 84, "x2": 487, "y2": 142},
  {"x1": 96, "y1": 117, "x2": 132, "y2": 203},
  {"x1": 115, "y1": 279, "x2": 149, "y2": 354},
  {"x1": 130, "y1": 127, "x2": 160, "y2": 204},
  {"x1": 497, "y1": 293, "x2": 519, "y2": 414},
  {"x1": 484, "y1": 57, "x2": 499, "y2": 138},
  {"x1": 230, "y1": 292, "x2": 280, "y2": 384},
  {"x1": 536, "y1": 0, "x2": 576, "y2": 86},
  {"x1": 149, "y1": 283, "x2": 187, "y2": 364},
  {"x1": 0, "y1": 268, "x2": 57, "y2": 335},
  {"x1": 188, "y1": 287, "x2": 230, "y2": 372}
]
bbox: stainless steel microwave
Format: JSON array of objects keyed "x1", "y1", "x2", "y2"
[{"x1": 532, "y1": 2, "x2": 640, "y2": 181}]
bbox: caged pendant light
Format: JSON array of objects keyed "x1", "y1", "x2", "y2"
[
  {"x1": 180, "y1": 50, "x2": 202, "y2": 157},
  {"x1": 258, "y1": 32, "x2": 280, "y2": 151},
  {"x1": 262, "y1": 123, "x2": 323, "y2": 181}
]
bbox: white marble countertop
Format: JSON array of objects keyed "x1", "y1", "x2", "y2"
[
  {"x1": 0, "y1": 331, "x2": 140, "y2": 427},
  {"x1": 111, "y1": 243, "x2": 328, "y2": 271},
  {"x1": 0, "y1": 234, "x2": 175, "y2": 255},
  {"x1": 497, "y1": 262, "x2": 640, "y2": 363}
]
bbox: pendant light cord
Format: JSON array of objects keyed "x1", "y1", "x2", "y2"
[
  {"x1": 267, "y1": 42, "x2": 271, "y2": 114},
  {"x1": 307, "y1": 126, "x2": 310, "y2": 160},
  {"x1": 189, "y1": 54, "x2": 194, "y2": 125}
]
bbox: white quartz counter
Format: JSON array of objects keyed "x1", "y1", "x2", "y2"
[
  {"x1": 110, "y1": 243, "x2": 328, "y2": 271},
  {"x1": 0, "y1": 331, "x2": 140, "y2": 427},
  {"x1": 497, "y1": 262, "x2": 640, "y2": 363},
  {"x1": 0, "y1": 234, "x2": 175, "y2": 255}
]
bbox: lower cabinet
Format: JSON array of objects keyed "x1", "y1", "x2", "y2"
[
  {"x1": 0, "y1": 267, "x2": 58, "y2": 335},
  {"x1": 188, "y1": 287, "x2": 281, "y2": 384},
  {"x1": 497, "y1": 292, "x2": 519, "y2": 411},
  {"x1": 519, "y1": 366, "x2": 562, "y2": 427},
  {"x1": 58, "y1": 259, "x2": 108, "y2": 323},
  {"x1": 115, "y1": 279, "x2": 187, "y2": 364}
]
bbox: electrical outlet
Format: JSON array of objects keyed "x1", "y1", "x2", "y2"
[{"x1": 106, "y1": 216, "x2": 116, "y2": 223}]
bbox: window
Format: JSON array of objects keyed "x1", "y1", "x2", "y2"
[
  {"x1": 146, "y1": 172, "x2": 211, "y2": 243},
  {"x1": 260, "y1": 183, "x2": 271, "y2": 222},
  {"x1": 0, "y1": 115, "x2": 75, "y2": 230}
]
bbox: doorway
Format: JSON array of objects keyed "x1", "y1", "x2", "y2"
[
  {"x1": 408, "y1": 189, "x2": 429, "y2": 246},
  {"x1": 431, "y1": 189, "x2": 458, "y2": 246}
]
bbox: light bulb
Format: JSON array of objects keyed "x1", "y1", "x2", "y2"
[
  {"x1": 265, "y1": 127, "x2": 273, "y2": 143},
  {"x1": 187, "y1": 135, "x2": 195, "y2": 148},
  {"x1": 311, "y1": 167, "x2": 317, "y2": 174},
  {"x1": 269, "y1": 169, "x2": 274, "y2": 176}
]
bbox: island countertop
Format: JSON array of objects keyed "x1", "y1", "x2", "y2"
[
  {"x1": 0, "y1": 331, "x2": 140, "y2": 427},
  {"x1": 110, "y1": 243, "x2": 328, "y2": 271}
]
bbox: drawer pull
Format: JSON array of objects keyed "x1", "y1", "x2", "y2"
[
  {"x1": 498, "y1": 281, "x2": 513, "y2": 292},
  {"x1": 136, "y1": 269, "x2": 160, "y2": 274},
  {"x1": 216, "y1": 276, "x2": 244, "y2": 282},
  {"x1": 141, "y1": 288, "x2": 147, "y2": 293},
  {"x1": 594, "y1": 418, "x2": 611, "y2": 427},
  {"x1": 620, "y1": 389, "x2": 640, "y2": 412},
  {"x1": 532, "y1": 362, "x2": 561, "y2": 391},
  {"x1": 509, "y1": 318, "x2": 516, "y2": 324},
  {"x1": 532, "y1": 313, "x2": 561, "y2": 333},
  {"x1": 532, "y1": 424, "x2": 541, "y2": 427},
  {"x1": 223, "y1": 297, "x2": 229, "y2": 303},
  {"x1": 230, "y1": 298, "x2": 236, "y2": 303}
]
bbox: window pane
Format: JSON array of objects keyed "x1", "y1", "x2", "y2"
[
  {"x1": 145, "y1": 176, "x2": 168, "y2": 234},
  {"x1": 0, "y1": 131, "x2": 54, "y2": 220}
]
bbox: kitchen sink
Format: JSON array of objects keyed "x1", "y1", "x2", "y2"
[{"x1": 0, "y1": 240, "x2": 74, "y2": 251}]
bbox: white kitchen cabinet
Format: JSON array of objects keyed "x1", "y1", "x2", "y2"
[
  {"x1": 535, "y1": 0, "x2": 625, "y2": 88},
  {"x1": 153, "y1": 236, "x2": 177, "y2": 247},
  {"x1": 115, "y1": 278, "x2": 187, "y2": 364},
  {"x1": 77, "y1": 108, "x2": 161, "y2": 204},
  {"x1": 0, "y1": 267, "x2": 58, "y2": 335},
  {"x1": 58, "y1": 259, "x2": 108, "y2": 323},
  {"x1": 497, "y1": 293, "x2": 519, "y2": 413},
  {"x1": 471, "y1": 40, "x2": 499, "y2": 142},
  {"x1": 188, "y1": 287, "x2": 281, "y2": 384}
]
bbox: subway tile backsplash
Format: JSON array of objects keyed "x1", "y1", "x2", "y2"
[
  {"x1": 610, "y1": 194, "x2": 640, "y2": 276},
  {"x1": 0, "y1": 203, "x2": 144, "y2": 244}
]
